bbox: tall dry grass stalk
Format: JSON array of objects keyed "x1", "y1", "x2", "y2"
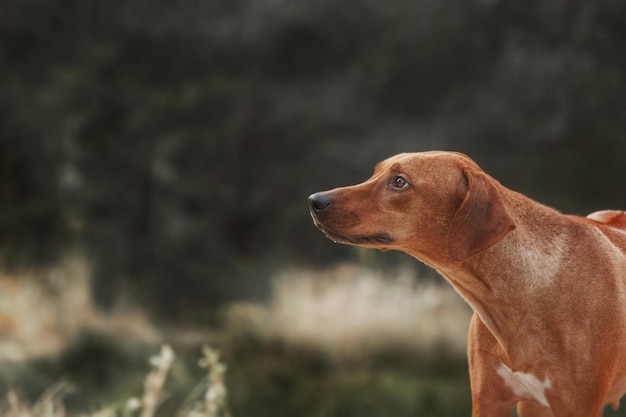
[
  {"x1": 226, "y1": 263, "x2": 472, "y2": 360},
  {"x1": 139, "y1": 344, "x2": 175, "y2": 417},
  {"x1": 199, "y1": 346, "x2": 230, "y2": 417},
  {"x1": 177, "y1": 346, "x2": 231, "y2": 417}
]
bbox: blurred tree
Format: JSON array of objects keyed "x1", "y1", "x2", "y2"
[{"x1": 1, "y1": 0, "x2": 626, "y2": 318}]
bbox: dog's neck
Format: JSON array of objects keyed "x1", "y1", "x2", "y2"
[
  {"x1": 430, "y1": 190, "x2": 571, "y2": 357},
  {"x1": 469, "y1": 189, "x2": 569, "y2": 294}
]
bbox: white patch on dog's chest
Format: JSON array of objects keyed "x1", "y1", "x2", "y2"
[{"x1": 497, "y1": 363, "x2": 552, "y2": 407}]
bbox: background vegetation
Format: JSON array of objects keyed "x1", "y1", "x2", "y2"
[{"x1": 2, "y1": 0, "x2": 626, "y2": 415}]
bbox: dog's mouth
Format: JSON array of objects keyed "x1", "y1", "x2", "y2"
[{"x1": 311, "y1": 216, "x2": 394, "y2": 246}]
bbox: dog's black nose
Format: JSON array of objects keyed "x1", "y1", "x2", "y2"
[{"x1": 309, "y1": 192, "x2": 332, "y2": 213}]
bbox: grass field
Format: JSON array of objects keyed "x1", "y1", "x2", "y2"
[{"x1": 0, "y1": 257, "x2": 475, "y2": 416}]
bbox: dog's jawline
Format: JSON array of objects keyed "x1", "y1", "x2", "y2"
[{"x1": 316, "y1": 224, "x2": 393, "y2": 246}]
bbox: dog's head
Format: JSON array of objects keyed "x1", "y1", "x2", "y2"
[{"x1": 309, "y1": 151, "x2": 515, "y2": 263}]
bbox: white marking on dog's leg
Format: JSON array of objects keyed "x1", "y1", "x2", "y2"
[{"x1": 497, "y1": 363, "x2": 552, "y2": 407}]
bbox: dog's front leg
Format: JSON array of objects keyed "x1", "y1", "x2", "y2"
[
  {"x1": 467, "y1": 314, "x2": 517, "y2": 417},
  {"x1": 517, "y1": 400, "x2": 555, "y2": 417}
]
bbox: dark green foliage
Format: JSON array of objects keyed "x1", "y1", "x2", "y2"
[
  {"x1": 220, "y1": 330, "x2": 471, "y2": 417},
  {"x1": 0, "y1": 330, "x2": 471, "y2": 417},
  {"x1": 2, "y1": 0, "x2": 626, "y2": 315},
  {"x1": 0, "y1": 330, "x2": 150, "y2": 412}
]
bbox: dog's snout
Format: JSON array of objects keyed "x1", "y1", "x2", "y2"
[{"x1": 309, "y1": 192, "x2": 332, "y2": 213}]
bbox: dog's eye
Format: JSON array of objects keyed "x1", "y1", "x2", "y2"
[{"x1": 390, "y1": 175, "x2": 409, "y2": 190}]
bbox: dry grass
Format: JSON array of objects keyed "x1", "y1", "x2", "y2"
[
  {"x1": 177, "y1": 346, "x2": 231, "y2": 417},
  {"x1": 0, "y1": 258, "x2": 471, "y2": 416},
  {"x1": 0, "y1": 255, "x2": 470, "y2": 363},
  {"x1": 226, "y1": 263, "x2": 472, "y2": 360},
  {"x1": 0, "y1": 344, "x2": 230, "y2": 417},
  {"x1": 0, "y1": 254, "x2": 160, "y2": 361},
  {"x1": 1, "y1": 381, "x2": 74, "y2": 417},
  {"x1": 0, "y1": 254, "x2": 230, "y2": 416}
]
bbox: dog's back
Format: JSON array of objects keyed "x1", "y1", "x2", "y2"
[{"x1": 588, "y1": 210, "x2": 626, "y2": 231}]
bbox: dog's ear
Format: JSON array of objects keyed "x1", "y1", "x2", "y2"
[{"x1": 448, "y1": 168, "x2": 516, "y2": 262}]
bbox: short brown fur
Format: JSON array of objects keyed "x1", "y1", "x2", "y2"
[{"x1": 309, "y1": 151, "x2": 626, "y2": 417}]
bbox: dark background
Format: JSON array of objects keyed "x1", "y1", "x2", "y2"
[{"x1": 2, "y1": 0, "x2": 626, "y2": 318}]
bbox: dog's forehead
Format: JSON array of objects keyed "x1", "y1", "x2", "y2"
[
  {"x1": 373, "y1": 154, "x2": 408, "y2": 173},
  {"x1": 374, "y1": 152, "x2": 470, "y2": 174}
]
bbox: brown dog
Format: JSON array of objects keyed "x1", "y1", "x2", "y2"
[{"x1": 308, "y1": 151, "x2": 626, "y2": 417}]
